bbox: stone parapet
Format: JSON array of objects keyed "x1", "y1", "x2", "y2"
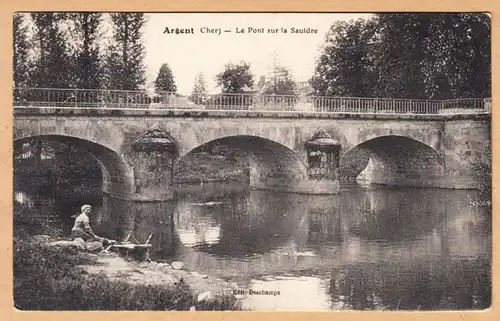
[{"x1": 13, "y1": 106, "x2": 491, "y2": 121}]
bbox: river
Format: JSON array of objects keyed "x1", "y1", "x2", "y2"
[{"x1": 14, "y1": 182, "x2": 491, "y2": 311}]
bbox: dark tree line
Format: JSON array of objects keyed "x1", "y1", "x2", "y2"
[
  {"x1": 13, "y1": 13, "x2": 148, "y2": 91},
  {"x1": 72, "y1": 13, "x2": 103, "y2": 89},
  {"x1": 13, "y1": 13, "x2": 150, "y2": 196},
  {"x1": 13, "y1": 14, "x2": 31, "y2": 88},
  {"x1": 310, "y1": 13, "x2": 491, "y2": 99},
  {"x1": 104, "y1": 13, "x2": 146, "y2": 90},
  {"x1": 14, "y1": 139, "x2": 103, "y2": 199},
  {"x1": 31, "y1": 13, "x2": 73, "y2": 88}
]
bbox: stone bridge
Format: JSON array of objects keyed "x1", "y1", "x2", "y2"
[{"x1": 13, "y1": 107, "x2": 490, "y2": 201}]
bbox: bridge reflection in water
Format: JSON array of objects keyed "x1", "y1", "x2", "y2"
[
  {"x1": 87, "y1": 183, "x2": 490, "y2": 311},
  {"x1": 16, "y1": 182, "x2": 490, "y2": 311}
]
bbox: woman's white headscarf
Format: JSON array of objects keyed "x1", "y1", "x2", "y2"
[{"x1": 81, "y1": 204, "x2": 91, "y2": 212}]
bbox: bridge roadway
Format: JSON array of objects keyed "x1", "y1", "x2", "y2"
[{"x1": 13, "y1": 106, "x2": 491, "y2": 201}]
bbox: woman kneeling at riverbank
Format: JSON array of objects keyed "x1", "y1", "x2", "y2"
[{"x1": 71, "y1": 205, "x2": 104, "y2": 242}]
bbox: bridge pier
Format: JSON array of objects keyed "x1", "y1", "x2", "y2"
[
  {"x1": 303, "y1": 129, "x2": 341, "y2": 195},
  {"x1": 125, "y1": 127, "x2": 177, "y2": 201},
  {"x1": 248, "y1": 129, "x2": 342, "y2": 195}
]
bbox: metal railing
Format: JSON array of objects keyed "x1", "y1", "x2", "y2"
[{"x1": 13, "y1": 87, "x2": 491, "y2": 115}]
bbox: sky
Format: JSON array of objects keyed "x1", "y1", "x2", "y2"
[{"x1": 142, "y1": 13, "x2": 371, "y2": 94}]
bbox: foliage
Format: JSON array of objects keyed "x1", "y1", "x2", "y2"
[
  {"x1": 14, "y1": 204, "x2": 63, "y2": 239},
  {"x1": 14, "y1": 139, "x2": 102, "y2": 197},
  {"x1": 261, "y1": 66, "x2": 297, "y2": 96},
  {"x1": 31, "y1": 13, "x2": 75, "y2": 88},
  {"x1": 420, "y1": 13, "x2": 491, "y2": 98},
  {"x1": 311, "y1": 19, "x2": 377, "y2": 97},
  {"x1": 154, "y1": 63, "x2": 177, "y2": 93},
  {"x1": 14, "y1": 13, "x2": 150, "y2": 92},
  {"x1": 175, "y1": 151, "x2": 248, "y2": 184},
  {"x1": 471, "y1": 144, "x2": 492, "y2": 205},
  {"x1": 15, "y1": 139, "x2": 101, "y2": 177},
  {"x1": 104, "y1": 13, "x2": 146, "y2": 90},
  {"x1": 190, "y1": 72, "x2": 208, "y2": 103},
  {"x1": 373, "y1": 14, "x2": 431, "y2": 99},
  {"x1": 13, "y1": 240, "x2": 239, "y2": 310},
  {"x1": 13, "y1": 14, "x2": 32, "y2": 89},
  {"x1": 215, "y1": 62, "x2": 254, "y2": 93},
  {"x1": 311, "y1": 14, "x2": 491, "y2": 99},
  {"x1": 71, "y1": 13, "x2": 104, "y2": 89}
]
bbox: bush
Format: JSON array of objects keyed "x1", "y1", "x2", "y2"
[
  {"x1": 13, "y1": 204, "x2": 63, "y2": 239},
  {"x1": 13, "y1": 241, "x2": 239, "y2": 311},
  {"x1": 175, "y1": 151, "x2": 248, "y2": 183},
  {"x1": 14, "y1": 140, "x2": 102, "y2": 198},
  {"x1": 471, "y1": 144, "x2": 492, "y2": 206}
]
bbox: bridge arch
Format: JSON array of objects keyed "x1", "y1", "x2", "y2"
[
  {"x1": 340, "y1": 135, "x2": 445, "y2": 187},
  {"x1": 174, "y1": 135, "x2": 308, "y2": 186},
  {"x1": 14, "y1": 134, "x2": 135, "y2": 199}
]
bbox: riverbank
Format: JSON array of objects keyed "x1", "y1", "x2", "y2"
[
  {"x1": 174, "y1": 151, "x2": 248, "y2": 184},
  {"x1": 13, "y1": 236, "x2": 241, "y2": 311},
  {"x1": 81, "y1": 251, "x2": 240, "y2": 301}
]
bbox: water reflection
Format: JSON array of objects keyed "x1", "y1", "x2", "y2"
[
  {"x1": 14, "y1": 183, "x2": 491, "y2": 311},
  {"x1": 96, "y1": 198, "x2": 178, "y2": 258}
]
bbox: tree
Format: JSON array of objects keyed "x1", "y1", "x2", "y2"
[
  {"x1": 429, "y1": 72, "x2": 452, "y2": 100},
  {"x1": 71, "y1": 13, "x2": 103, "y2": 89},
  {"x1": 310, "y1": 19, "x2": 377, "y2": 97},
  {"x1": 261, "y1": 56, "x2": 297, "y2": 95},
  {"x1": 373, "y1": 14, "x2": 431, "y2": 99},
  {"x1": 311, "y1": 13, "x2": 491, "y2": 100},
  {"x1": 13, "y1": 14, "x2": 32, "y2": 89},
  {"x1": 435, "y1": 13, "x2": 491, "y2": 98},
  {"x1": 154, "y1": 63, "x2": 177, "y2": 92},
  {"x1": 215, "y1": 62, "x2": 254, "y2": 93},
  {"x1": 261, "y1": 66, "x2": 297, "y2": 96},
  {"x1": 104, "y1": 13, "x2": 146, "y2": 90},
  {"x1": 31, "y1": 13, "x2": 74, "y2": 88},
  {"x1": 374, "y1": 13, "x2": 491, "y2": 99},
  {"x1": 190, "y1": 72, "x2": 208, "y2": 103}
]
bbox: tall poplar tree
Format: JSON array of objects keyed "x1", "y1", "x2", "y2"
[
  {"x1": 31, "y1": 13, "x2": 74, "y2": 88},
  {"x1": 71, "y1": 13, "x2": 103, "y2": 89},
  {"x1": 261, "y1": 65, "x2": 297, "y2": 96},
  {"x1": 154, "y1": 63, "x2": 177, "y2": 92},
  {"x1": 104, "y1": 13, "x2": 146, "y2": 90},
  {"x1": 13, "y1": 14, "x2": 31, "y2": 89}
]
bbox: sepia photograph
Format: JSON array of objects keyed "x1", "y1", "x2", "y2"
[{"x1": 12, "y1": 12, "x2": 491, "y2": 311}]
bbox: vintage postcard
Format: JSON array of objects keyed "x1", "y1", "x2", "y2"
[{"x1": 11, "y1": 12, "x2": 492, "y2": 313}]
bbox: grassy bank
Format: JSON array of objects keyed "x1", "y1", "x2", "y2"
[
  {"x1": 175, "y1": 151, "x2": 248, "y2": 184},
  {"x1": 14, "y1": 239, "x2": 239, "y2": 311},
  {"x1": 13, "y1": 204, "x2": 239, "y2": 311}
]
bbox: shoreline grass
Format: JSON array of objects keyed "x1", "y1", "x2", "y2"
[
  {"x1": 13, "y1": 185, "x2": 241, "y2": 311},
  {"x1": 13, "y1": 237, "x2": 239, "y2": 311}
]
